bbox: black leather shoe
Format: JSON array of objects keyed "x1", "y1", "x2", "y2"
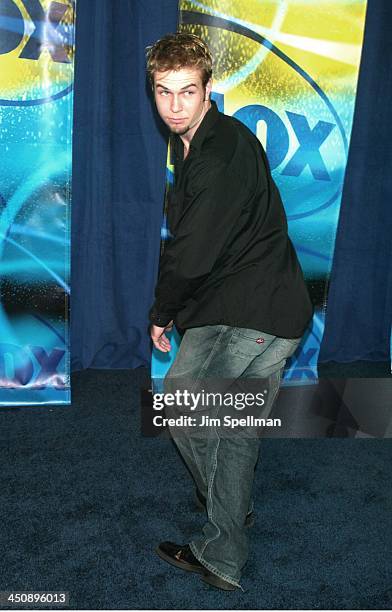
[
  {"x1": 155, "y1": 542, "x2": 237, "y2": 591},
  {"x1": 156, "y1": 542, "x2": 205, "y2": 574},
  {"x1": 195, "y1": 489, "x2": 255, "y2": 527},
  {"x1": 201, "y1": 571, "x2": 238, "y2": 591}
]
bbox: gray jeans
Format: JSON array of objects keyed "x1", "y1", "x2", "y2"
[{"x1": 163, "y1": 324, "x2": 301, "y2": 588}]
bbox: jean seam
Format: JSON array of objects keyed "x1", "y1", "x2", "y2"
[
  {"x1": 185, "y1": 325, "x2": 226, "y2": 490},
  {"x1": 192, "y1": 325, "x2": 227, "y2": 389},
  {"x1": 187, "y1": 436, "x2": 207, "y2": 498},
  {"x1": 189, "y1": 542, "x2": 243, "y2": 590},
  {"x1": 266, "y1": 370, "x2": 283, "y2": 412},
  {"x1": 197, "y1": 424, "x2": 220, "y2": 556}
]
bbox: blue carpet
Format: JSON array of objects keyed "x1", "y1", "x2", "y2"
[{"x1": 0, "y1": 368, "x2": 391, "y2": 609}]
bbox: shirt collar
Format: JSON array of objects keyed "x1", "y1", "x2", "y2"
[
  {"x1": 172, "y1": 100, "x2": 220, "y2": 161},
  {"x1": 187, "y1": 99, "x2": 220, "y2": 152}
]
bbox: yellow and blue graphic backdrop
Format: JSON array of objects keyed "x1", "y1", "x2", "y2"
[
  {"x1": 153, "y1": 0, "x2": 367, "y2": 385},
  {"x1": 0, "y1": 0, "x2": 75, "y2": 403}
]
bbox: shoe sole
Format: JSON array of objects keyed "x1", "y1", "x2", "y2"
[
  {"x1": 201, "y1": 573, "x2": 238, "y2": 591},
  {"x1": 155, "y1": 546, "x2": 205, "y2": 574},
  {"x1": 156, "y1": 545, "x2": 238, "y2": 591}
]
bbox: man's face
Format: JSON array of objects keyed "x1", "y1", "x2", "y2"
[{"x1": 153, "y1": 67, "x2": 212, "y2": 138}]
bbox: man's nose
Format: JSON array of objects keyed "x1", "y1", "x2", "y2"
[{"x1": 171, "y1": 95, "x2": 182, "y2": 113}]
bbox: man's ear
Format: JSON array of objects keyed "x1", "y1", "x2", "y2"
[{"x1": 204, "y1": 78, "x2": 212, "y2": 101}]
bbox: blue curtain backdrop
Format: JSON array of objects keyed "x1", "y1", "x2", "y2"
[
  {"x1": 319, "y1": 0, "x2": 392, "y2": 364},
  {"x1": 71, "y1": 0, "x2": 178, "y2": 370},
  {"x1": 71, "y1": 0, "x2": 391, "y2": 371}
]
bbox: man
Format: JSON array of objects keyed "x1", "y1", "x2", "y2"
[{"x1": 147, "y1": 33, "x2": 313, "y2": 591}]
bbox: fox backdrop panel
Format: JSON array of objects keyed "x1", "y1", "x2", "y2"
[
  {"x1": 152, "y1": 0, "x2": 367, "y2": 388},
  {"x1": 0, "y1": 0, "x2": 75, "y2": 404}
]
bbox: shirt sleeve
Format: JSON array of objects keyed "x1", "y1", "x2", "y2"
[{"x1": 149, "y1": 157, "x2": 251, "y2": 326}]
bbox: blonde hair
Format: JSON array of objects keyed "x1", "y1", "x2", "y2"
[{"x1": 146, "y1": 32, "x2": 212, "y2": 87}]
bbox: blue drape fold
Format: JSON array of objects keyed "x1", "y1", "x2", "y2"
[
  {"x1": 320, "y1": 1, "x2": 392, "y2": 363},
  {"x1": 71, "y1": 1, "x2": 391, "y2": 369},
  {"x1": 71, "y1": 0, "x2": 178, "y2": 370}
]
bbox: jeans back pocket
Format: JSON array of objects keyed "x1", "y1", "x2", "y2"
[{"x1": 228, "y1": 327, "x2": 276, "y2": 359}]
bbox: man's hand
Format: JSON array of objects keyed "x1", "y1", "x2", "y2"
[{"x1": 150, "y1": 321, "x2": 174, "y2": 352}]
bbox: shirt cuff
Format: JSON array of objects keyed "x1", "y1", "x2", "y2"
[{"x1": 149, "y1": 307, "x2": 173, "y2": 327}]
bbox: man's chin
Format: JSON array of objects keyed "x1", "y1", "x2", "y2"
[{"x1": 169, "y1": 124, "x2": 190, "y2": 136}]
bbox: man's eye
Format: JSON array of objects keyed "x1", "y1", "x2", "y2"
[
  {"x1": 184, "y1": 91, "x2": 195, "y2": 96},
  {"x1": 159, "y1": 90, "x2": 169, "y2": 96}
]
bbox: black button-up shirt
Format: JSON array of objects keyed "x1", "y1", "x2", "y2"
[{"x1": 149, "y1": 101, "x2": 313, "y2": 338}]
